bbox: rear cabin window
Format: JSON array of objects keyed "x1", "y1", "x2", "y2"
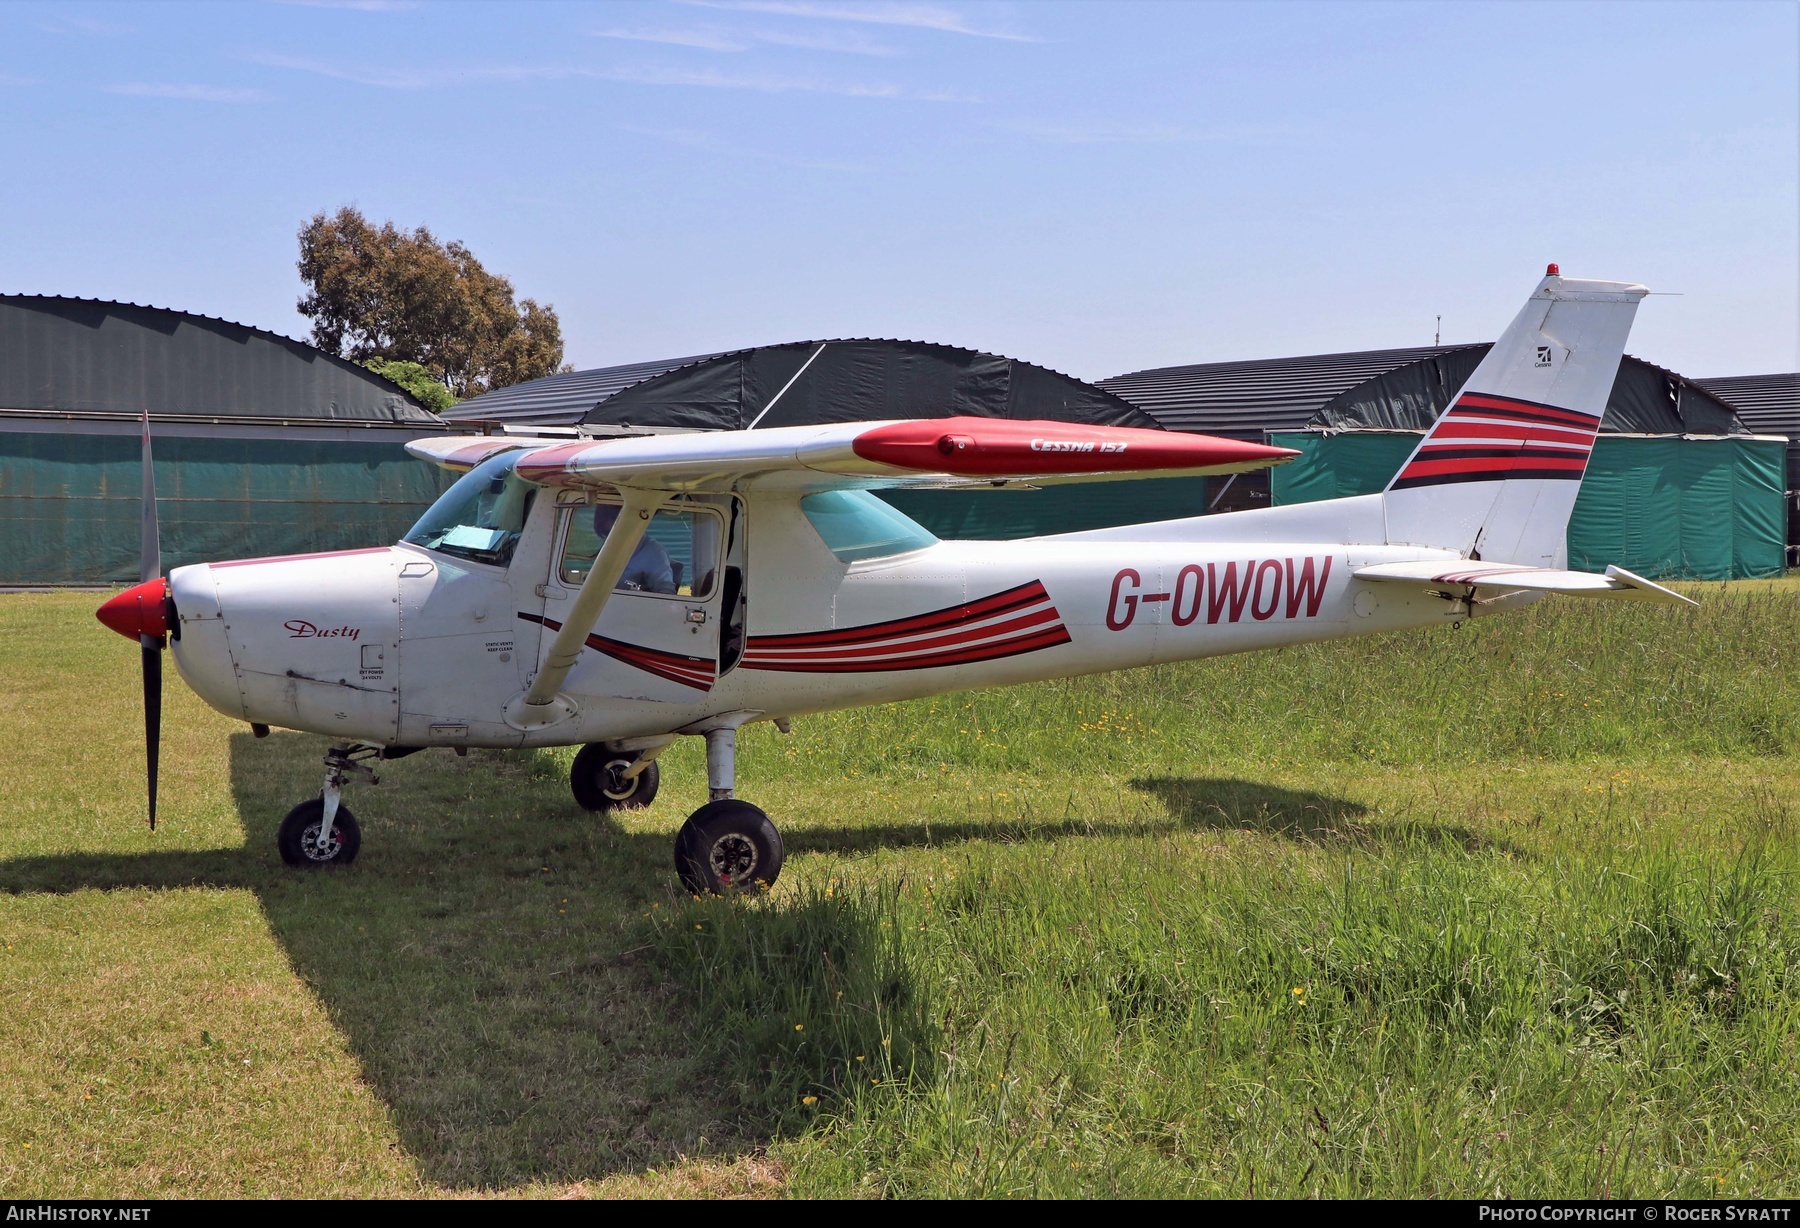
[
  {"x1": 800, "y1": 490, "x2": 939, "y2": 563},
  {"x1": 560, "y1": 501, "x2": 723, "y2": 598}
]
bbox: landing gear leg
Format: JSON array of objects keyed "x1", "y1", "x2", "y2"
[
  {"x1": 278, "y1": 743, "x2": 377, "y2": 867},
  {"x1": 673, "y1": 726, "x2": 783, "y2": 894}
]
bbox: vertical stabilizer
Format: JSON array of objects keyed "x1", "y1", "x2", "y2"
[{"x1": 1382, "y1": 267, "x2": 1648, "y2": 567}]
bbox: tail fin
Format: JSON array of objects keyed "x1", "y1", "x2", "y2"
[{"x1": 1383, "y1": 266, "x2": 1648, "y2": 567}]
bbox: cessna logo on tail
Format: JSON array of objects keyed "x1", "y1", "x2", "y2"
[{"x1": 1106, "y1": 557, "x2": 1334, "y2": 630}]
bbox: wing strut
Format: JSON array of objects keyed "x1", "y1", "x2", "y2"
[{"x1": 511, "y1": 488, "x2": 671, "y2": 725}]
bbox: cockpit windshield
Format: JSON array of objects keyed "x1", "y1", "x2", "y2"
[{"x1": 403, "y1": 450, "x2": 536, "y2": 567}]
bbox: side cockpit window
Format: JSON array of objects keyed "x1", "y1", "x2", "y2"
[
  {"x1": 559, "y1": 500, "x2": 723, "y2": 598},
  {"x1": 403, "y1": 451, "x2": 536, "y2": 567}
]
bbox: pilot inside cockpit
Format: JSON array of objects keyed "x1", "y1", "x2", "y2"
[{"x1": 592, "y1": 503, "x2": 678, "y2": 594}]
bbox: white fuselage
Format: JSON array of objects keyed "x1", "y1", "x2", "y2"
[{"x1": 166, "y1": 489, "x2": 1481, "y2": 750}]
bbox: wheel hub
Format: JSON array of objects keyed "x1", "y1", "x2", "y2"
[
  {"x1": 300, "y1": 822, "x2": 343, "y2": 862},
  {"x1": 600, "y1": 759, "x2": 639, "y2": 801},
  {"x1": 709, "y1": 832, "x2": 758, "y2": 884}
]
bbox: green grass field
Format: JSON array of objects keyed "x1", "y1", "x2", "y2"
[{"x1": 2, "y1": 583, "x2": 1798, "y2": 1198}]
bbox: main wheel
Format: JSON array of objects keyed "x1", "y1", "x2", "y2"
[
  {"x1": 674, "y1": 800, "x2": 784, "y2": 895},
  {"x1": 570, "y1": 744, "x2": 661, "y2": 813},
  {"x1": 278, "y1": 798, "x2": 362, "y2": 867}
]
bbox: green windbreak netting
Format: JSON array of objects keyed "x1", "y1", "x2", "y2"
[
  {"x1": 1269, "y1": 431, "x2": 1788, "y2": 580},
  {"x1": 879, "y1": 476, "x2": 1214, "y2": 540},
  {"x1": 0, "y1": 430, "x2": 453, "y2": 585}
]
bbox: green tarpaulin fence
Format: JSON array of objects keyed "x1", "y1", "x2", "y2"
[
  {"x1": 880, "y1": 475, "x2": 1214, "y2": 541},
  {"x1": 0, "y1": 430, "x2": 453, "y2": 585},
  {"x1": 9, "y1": 426, "x2": 1780, "y2": 585},
  {"x1": 1269, "y1": 430, "x2": 1787, "y2": 580}
]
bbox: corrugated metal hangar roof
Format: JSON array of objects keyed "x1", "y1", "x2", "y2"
[
  {"x1": 0, "y1": 295, "x2": 443, "y2": 429},
  {"x1": 1100, "y1": 345, "x2": 1755, "y2": 440},
  {"x1": 1696, "y1": 372, "x2": 1800, "y2": 441},
  {"x1": 1097, "y1": 345, "x2": 1473, "y2": 436},
  {"x1": 446, "y1": 339, "x2": 1157, "y2": 432}
]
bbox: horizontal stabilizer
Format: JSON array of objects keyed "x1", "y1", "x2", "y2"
[{"x1": 1353, "y1": 560, "x2": 1696, "y2": 606}]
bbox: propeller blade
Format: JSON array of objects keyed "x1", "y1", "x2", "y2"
[
  {"x1": 140, "y1": 408, "x2": 162, "y2": 829},
  {"x1": 141, "y1": 634, "x2": 161, "y2": 830},
  {"x1": 140, "y1": 409, "x2": 160, "y2": 584}
]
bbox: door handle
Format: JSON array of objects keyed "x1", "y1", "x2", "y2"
[{"x1": 685, "y1": 608, "x2": 707, "y2": 624}]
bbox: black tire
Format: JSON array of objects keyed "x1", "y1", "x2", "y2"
[
  {"x1": 277, "y1": 797, "x2": 362, "y2": 867},
  {"x1": 673, "y1": 799, "x2": 784, "y2": 895},
  {"x1": 570, "y1": 744, "x2": 661, "y2": 813}
]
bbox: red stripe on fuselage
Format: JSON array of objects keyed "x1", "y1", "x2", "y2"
[
  {"x1": 749, "y1": 580, "x2": 1053, "y2": 649},
  {"x1": 746, "y1": 624, "x2": 1072, "y2": 673},
  {"x1": 517, "y1": 611, "x2": 716, "y2": 691},
  {"x1": 744, "y1": 605, "x2": 1061, "y2": 665}
]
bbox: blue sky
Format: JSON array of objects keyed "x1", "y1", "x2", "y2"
[{"x1": 1, "y1": 0, "x2": 1794, "y2": 381}]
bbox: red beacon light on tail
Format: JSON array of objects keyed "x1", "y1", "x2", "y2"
[{"x1": 1546, "y1": 263, "x2": 1560, "y2": 276}]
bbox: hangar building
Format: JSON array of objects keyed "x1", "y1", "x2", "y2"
[
  {"x1": 1100, "y1": 346, "x2": 1790, "y2": 580},
  {"x1": 1694, "y1": 371, "x2": 1800, "y2": 564},
  {"x1": 0, "y1": 296, "x2": 451, "y2": 585},
  {"x1": 448, "y1": 336, "x2": 1791, "y2": 581}
]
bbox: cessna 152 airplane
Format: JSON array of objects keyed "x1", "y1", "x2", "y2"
[{"x1": 97, "y1": 266, "x2": 1692, "y2": 893}]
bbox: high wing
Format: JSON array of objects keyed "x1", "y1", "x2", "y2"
[
  {"x1": 407, "y1": 418, "x2": 1297, "y2": 492},
  {"x1": 1353, "y1": 560, "x2": 1696, "y2": 606}
]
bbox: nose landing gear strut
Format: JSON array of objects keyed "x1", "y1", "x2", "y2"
[{"x1": 278, "y1": 743, "x2": 378, "y2": 867}]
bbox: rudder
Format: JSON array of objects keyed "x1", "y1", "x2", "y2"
[{"x1": 1382, "y1": 266, "x2": 1648, "y2": 567}]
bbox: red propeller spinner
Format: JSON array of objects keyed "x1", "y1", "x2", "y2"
[{"x1": 96, "y1": 577, "x2": 171, "y2": 643}]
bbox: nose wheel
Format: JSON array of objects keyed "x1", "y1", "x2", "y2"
[
  {"x1": 278, "y1": 797, "x2": 362, "y2": 865},
  {"x1": 279, "y1": 743, "x2": 377, "y2": 868},
  {"x1": 672, "y1": 723, "x2": 783, "y2": 894}
]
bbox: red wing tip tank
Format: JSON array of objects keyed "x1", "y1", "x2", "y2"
[{"x1": 99, "y1": 267, "x2": 1692, "y2": 891}]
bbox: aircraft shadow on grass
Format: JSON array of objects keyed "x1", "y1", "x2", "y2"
[
  {"x1": 1131, "y1": 777, "x2": 1517, "y2": 854},
  {"x1": 0, "y1": 734, "x2": 1504, "y2": 1189}
]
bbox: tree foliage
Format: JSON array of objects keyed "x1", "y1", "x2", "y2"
[
  {"x1": 361, "y1": 358, "x2": 458, "y2": 412},
  {"x1": 297, "y1": 206, "x2": 565, "y2": 399}
]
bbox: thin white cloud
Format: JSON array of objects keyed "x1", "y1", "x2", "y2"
[
  {"x1": 1007, "y1": 119, "x2": 1305, "y2": 146},
  {"x1": 591, "y1": 24, "x2": 898, "y2": 56},
  {"x1": 0, "y1": 74, "x2": 38, "y2": 87},
  {"x1": 107, "y1": 83, "x2": 269, "y2": 104},
  {"x1": 270, "y1": 0, "x2": 420, "y2": 10},
  {"x1": 600, "y1": 63, "x2": 972, "y2": 100},
  {"x1": 244, "y1": 50, "x2": 967, "y2": 100},
  {"x1": 680, "y1": 0, "x2": 1037, "y2": 42},
  {"x1": 37, "y1": 17, "x2": 133, "y2": 36},
  {"x1": 592, "y1": 27, "x2": 753, "y2": 52},
  {"x1": 241, "y1": 52, "x2": 432, "y2": 88},
  {"x1": 1009, "y1": 120, "x2": 1192, "y2": 146},
  {"x1": 750, "y1": 26, "x2": 898, "y2": 55}
]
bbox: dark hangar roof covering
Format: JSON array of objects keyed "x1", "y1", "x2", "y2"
[
  {"x1": 1101, "y1": 345, "x2": 1753, "y2": 439},
  {"x1": 446, "y1": 339, "x2": 1159, "y2": 432},
  {"x1": 1695, "y1": 372, "x2": 1800, "y2": 440},
  {"x1": 0, "y1": 295, "x2": 443, "y2": 427},
  {"x1": 1099, "y1": 345, "x2": 1470, "y2": 437},
  {"x1": 441, "y1": 351, "x2": 728, "y2": 429}
]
